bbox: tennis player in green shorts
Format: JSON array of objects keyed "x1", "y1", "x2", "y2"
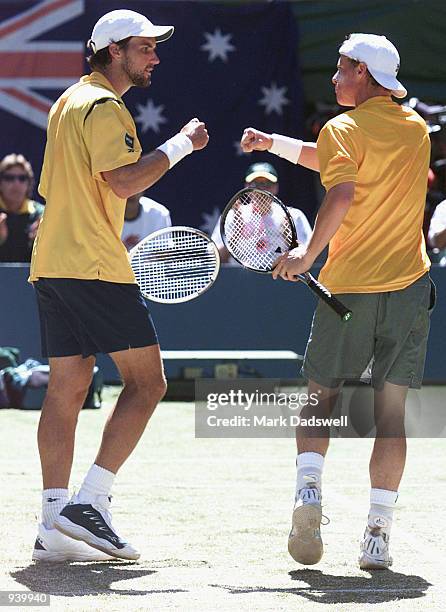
[
  {"x1": 241, "y1": 33, "x2": 433, "y2": 569},
  {"x1": 30, "y1": 9, "x2": 208, "y2": 562}
]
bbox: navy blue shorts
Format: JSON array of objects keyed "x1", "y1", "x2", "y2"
[{"x1": 34, "y1": 278, "x2": 158, "y2": 358}]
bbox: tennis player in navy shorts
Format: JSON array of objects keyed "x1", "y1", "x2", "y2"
[{"x1": 30, "y1": 9, "x2": 208, "y2": 562}]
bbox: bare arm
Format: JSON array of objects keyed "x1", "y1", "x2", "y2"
[
  {"x1": 102, "y1": 150, "x2": 169, "y2": 199},
  {"x1": 240, "y1": 127, "x2": 319, "y2": 172},
  {"x1": 298, "y1": 143, "x2": 318, "y2": 172},
  {"x1": 306, "y1": 182, "x2": 355, "y2": 261},
  {"x1": 272, "y1": 182, "x2": 355, "y2": 281},
  {"x1": 103, "y1": 118, "x2": 209, "y2": 199}
]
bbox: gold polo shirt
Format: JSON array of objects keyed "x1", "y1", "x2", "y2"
[
  {"x1": 317, "y1": 96, "x2": 430, "y2": 293},
  {"x1": 30, "y1": 72, "x2": 142, "y2": 282}
]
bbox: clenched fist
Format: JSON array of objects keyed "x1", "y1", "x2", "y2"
[
  {"x1": 240, "y1": 127, "x2": 273, "y2": 153},
  {"x1": 181, "y1": 118, "x2": 209, "y2": 151}
]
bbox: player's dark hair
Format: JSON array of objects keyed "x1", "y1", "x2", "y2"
[{"x1": 86, "y1": 37, "x2": 132, "y2": 71}]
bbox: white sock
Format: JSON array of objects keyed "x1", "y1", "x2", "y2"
[
  {"x1": 368, "y1": 488, "x2": 398, "y2": 533},
  {"x1": 42, "y1": 488, "x2": 68, "y2": 529},
  {"x1": 295, "y1": 452, "x2": 324, "y2": 502},
  {"x1": 78, "y1": 464, "x2": 115, "y2": 504}
]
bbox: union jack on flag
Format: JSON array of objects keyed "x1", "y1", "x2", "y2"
[{"x1": 0, "y1": 0, "x2": 84, "y2": 129}]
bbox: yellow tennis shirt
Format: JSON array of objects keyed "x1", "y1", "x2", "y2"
[
  {"x1": 317, "y1": 96, "x2": 430, "y2": 293},
  {"x1": 29, "y1": 72, "x2": 142, "y2": 283}
]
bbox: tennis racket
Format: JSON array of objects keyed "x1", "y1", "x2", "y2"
[
  {"x1": 129, "y1": 226, "x2": 220, "y2": 303},
  {"x1": 220, "y1": 188, "x2": 352, "y2": 321}
]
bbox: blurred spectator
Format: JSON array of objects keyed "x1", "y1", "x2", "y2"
[
  {"x1": 425, "y1": 163, "x2": 441, "y2": 242},
  {"x1": 212, "y1": 162, "x2": 312, "y2": 264},
  {"x1": 0, "y1": 154, "x2": 44, "y2": 262},
  {"x1": 121, "y1": 191, "x2": 172, "y2": 251},
  {"x1": 428, "y1": 198, "x2": 446, "y2": 265}
]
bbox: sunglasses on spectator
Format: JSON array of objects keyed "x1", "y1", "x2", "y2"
[{"x1": 1, "y1": 174, "x2": 29, "y2": 183}]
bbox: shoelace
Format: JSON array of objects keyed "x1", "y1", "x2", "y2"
[
  {"x1": 298, "y1": 473, "x2": 322, "y2": 505},
  {"x1": 297, "y1": 491, "x2": 330, "y2": 526},
  {"x1": 362, "y1": 526, "x2": 389, "y2": 556},
  {"x1": 71, "y1": 488, "x2": 116, "y2": 533},
  {"x1": 300, "y1": 486, "x2": 321, "y2": 504},
  {"x1": 297, "y1": 476, "x2": 331, "y2": 525}
]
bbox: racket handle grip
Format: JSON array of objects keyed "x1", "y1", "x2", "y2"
[{"x1": 303, "y1": 273, "x2": 352, "y2": 321}]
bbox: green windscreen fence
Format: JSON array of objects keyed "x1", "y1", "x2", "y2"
[{"x1": 293, "y1": 0, "x2": 446, "y2": 103}]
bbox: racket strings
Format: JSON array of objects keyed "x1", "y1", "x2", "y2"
[
  {"x1": 131, "y1": 230, "x2": 219, "y2": 302},
  {"x1": 223, "y1": 190, "x2": 294, "y2": 271}
]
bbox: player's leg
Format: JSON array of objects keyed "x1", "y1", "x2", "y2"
[
  {"x1": 358, "y1": 382, "x2": 407, "y2": 570},
  {"x1": 35, "y1": 356, "x2": 112, "y2": 562},
  {"x1": 96, "y1": 344, "x2": 166, "y2": 471},
  {"x1": 35, "y1": 279, "x2": 95, "y2": 515},
  {"x1": 370, "y1": 381, "x2": 408, "y2": 491},
  {"x1": 53, "y1": 281, "x2": 164, "y2": 560},
  {"x1": 38, "y1": 355, "x2": 95, "y2": 490},
  {"x1": 289, "y1": 380, "x2": 341, "y2": 565},
  {"x1": 33, "y1": 277, "x2": 112, "y2": 561},
  {"x1": 293, "y1": 292, "x2": 377, "y2": 566},
  {"x1": 359, "y1": 273, "x2": 433, "y2": 570},
  {"x1": 54, "y1": 345, "x2": 165, "y2": 560},
  {"x1": 296, "y1": 379, "x2": 341, "y2": 455}
]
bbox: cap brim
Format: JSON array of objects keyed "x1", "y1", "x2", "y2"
[
  {"x1": 142, "y1": 24, "x2": 174, "y2": 43},
  {"x1": 367, "y1": 68, "x2": 407, "y2": 99},
  {"x1": 245, "y1": 171, "x2": 278, "y2": 183}
]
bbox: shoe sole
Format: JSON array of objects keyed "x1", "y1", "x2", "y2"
[
  {"x1": 288, "y1": 503, "x2": 323, "y2": 565},
  {"x1": 54, "y1": 516, "x2": 140, "y2": 561},
  {"x1": 359, "y1": 552, "x2": 393, "y2": 570},
  {"x1": 32, "y1": 549, "x2": 112, "y2": 562}
]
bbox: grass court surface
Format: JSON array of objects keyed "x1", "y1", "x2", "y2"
[{"x1": 0, "y1": 386, "x2": 445, "y2": 611}]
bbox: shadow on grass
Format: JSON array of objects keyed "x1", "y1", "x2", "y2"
[
  {"x1": 288, "y1": 568, "x2": 432, "y2": 604},
  {"x1": 211, "y1": 568, "x2": 432, "y2": 605},
  {"x1": 11, "y1": 562, "x2": 188, "y2": 597}
]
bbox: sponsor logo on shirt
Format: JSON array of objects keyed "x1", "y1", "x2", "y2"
[{"x1": 125, "y1": 133, "x2": 135, "y2": 152}]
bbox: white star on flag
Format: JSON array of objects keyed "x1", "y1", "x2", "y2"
[
  {"x1": 201, "y1": 29, "x2": 236, "y2": 62},
  {"x1": 135, "y1": 99, "x2": 167, "y2": 133},
  {"x1": 258, "y1": 82, "x2": 290, "y2": 116},
  {"x1": 200, "y1": 206, "x2": 221, "y2": 234}
]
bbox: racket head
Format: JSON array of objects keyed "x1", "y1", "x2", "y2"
[
  {"x1": 220, "y1": 188, "x2": 298, "y2": 273},
  {"x1": 129, "y1": 226, "x2": 220, "y2": 304}
]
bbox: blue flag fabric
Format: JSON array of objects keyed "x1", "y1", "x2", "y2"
[{"x1": 0, "y1": 0, "x2": 315, "y2": 231}]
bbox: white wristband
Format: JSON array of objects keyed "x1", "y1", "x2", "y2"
[
  {"x1": 157, "y1": 133, "x2": 193, "y2": 169},
  {"x1": 270, "y1": 133, "x2": 303, "y2": 164}
]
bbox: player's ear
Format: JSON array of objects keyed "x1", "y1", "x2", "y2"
[
  {"x1": 357, "y1": 62, "x2": 368, "y2": 78},
  {"x1": 108, "y1": 43, "x2": 123, "y2": 61}
]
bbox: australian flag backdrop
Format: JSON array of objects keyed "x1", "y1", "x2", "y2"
[{"x1": 0, "y1": 0, "x2": 316, "y2": 232}]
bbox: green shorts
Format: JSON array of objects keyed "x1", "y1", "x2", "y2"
[{"x1": 302, "y1": 273, "x2": 435, "y2": 390}]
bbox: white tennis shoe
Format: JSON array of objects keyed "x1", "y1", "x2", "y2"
[
  {"x1": 288, "y1": 474, "x2": 325, "y2": 565},
  {"x1": 359, "y1": 517, "x2": 393, "y2": 570},
  {"x1": 32, "y1": 522, "x2": 113, "y2": 562}
]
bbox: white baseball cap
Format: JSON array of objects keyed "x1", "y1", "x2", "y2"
[
  {"x1": 89, "y1": 9, "x2": 174, "y2": 53},
  {"x1": 339, "y1": 33, "x2": 407, "y2": 99}
]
